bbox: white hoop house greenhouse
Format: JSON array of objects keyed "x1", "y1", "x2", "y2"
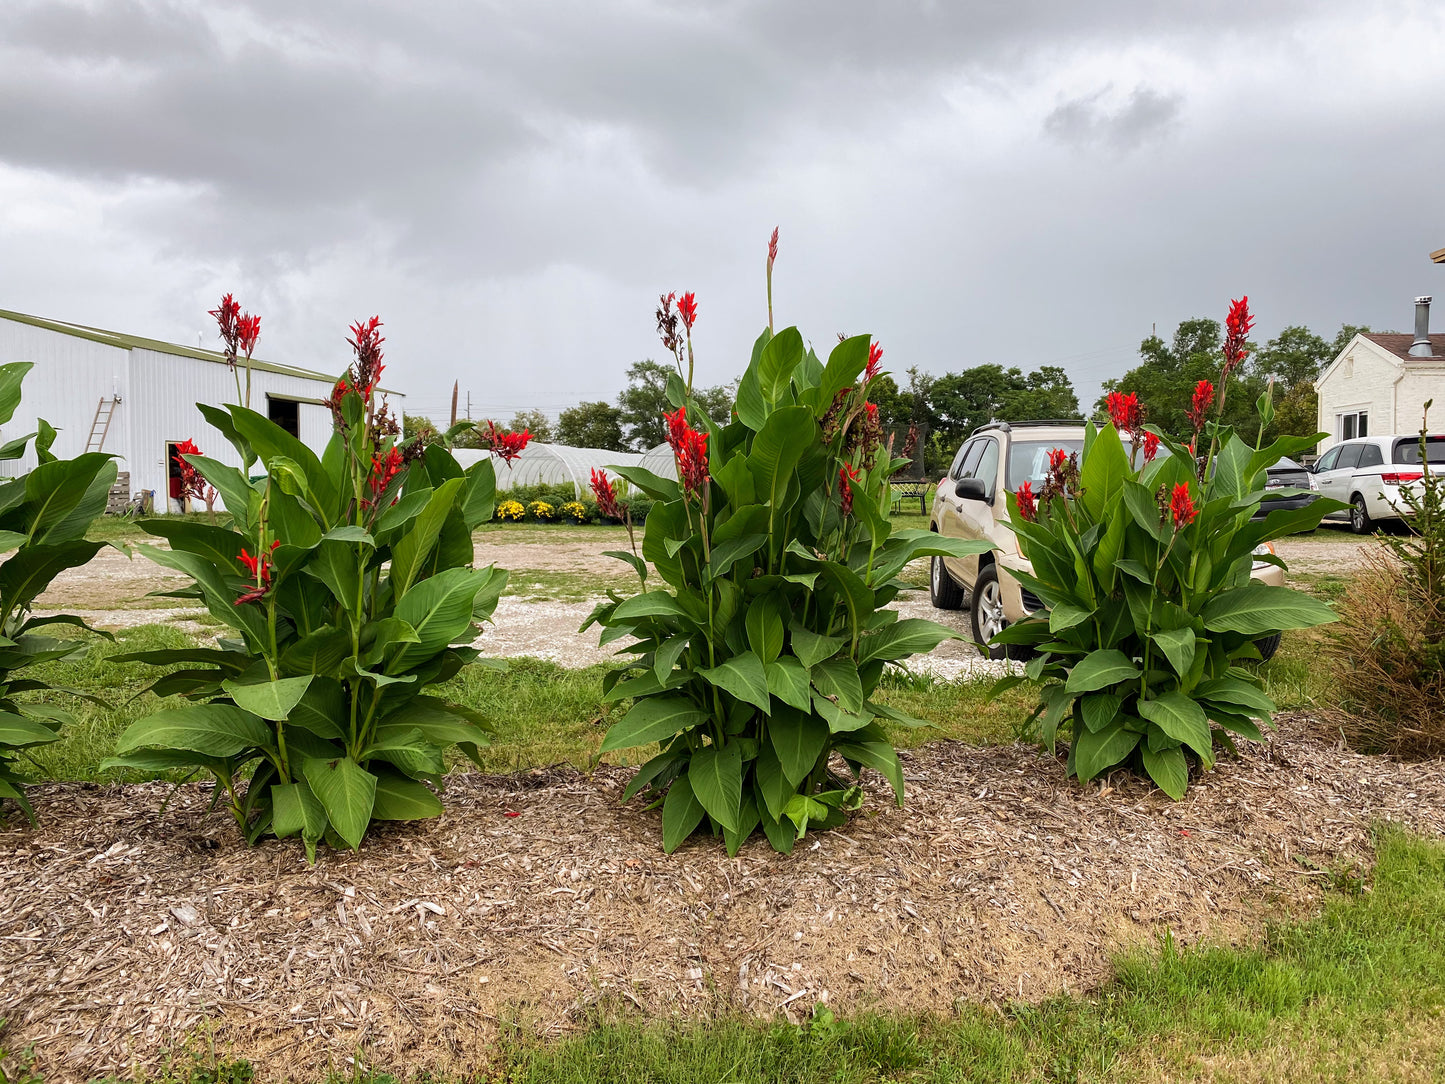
[
  {"x1": 452, "y1": 443, "x2": 644, "y2": 498},
  {"x1": 637, "y1": 442, "x2": 678, "y2": 481}
]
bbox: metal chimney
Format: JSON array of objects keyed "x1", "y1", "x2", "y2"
[{"x1": 1409, "y1": 296, "x2": 1434, "y2": 357}]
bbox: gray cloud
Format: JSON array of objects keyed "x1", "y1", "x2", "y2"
[
  {"x1": 1043, "y1": 85, "x2": 1184, "y2": 153},
  {"x1": 1, "y1": 0, "x2": 1443, "y2": 420}
]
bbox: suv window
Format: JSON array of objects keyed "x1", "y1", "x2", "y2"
[
  {"x1": 1357, "y1": 444, "x2": 1383, "y2": 468},
  {"x1": 1394, "y1": 436, "x2": 1445, "y2": 465},
  {"x1": 974, "y1": 438, "x2": 1000, "y2": 497},
  {"x1": 1336, "y1": 443, "x2": 1363, "y2": 470},
  {"x1": 1006, "y1": 438, "x2": 1085, "y2": 491},
  {"x1": 1315, "y1": 446, "x2": 1341, "y2": 471},
  {"x1": 947, "y1": 441, "x2": 972, "y2": 479},
  {"x1": 956, "y1": 440, "x2": 985, "y2": 480}
]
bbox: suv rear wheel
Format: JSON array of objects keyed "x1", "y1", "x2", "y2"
[
  {"x1": 930, "y1": 554, "x2": 966, "y2": 610},
  {"x1": 970, "y1": 563, "x2": 1010, "y2": 660}
]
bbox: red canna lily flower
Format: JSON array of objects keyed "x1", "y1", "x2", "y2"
[
  {"x1": 1015, "y1": 481, "x2": 1038, "y2": 522},
  {"x1": 235, "y1": 539, "x2": 280, "y2": 604},
  {"x1": 864, "y1": 340, "x2": 883, "y2": 382},
  {"x1": 369, "y1": 446, "x2": 404, "y2": 498},
  {"x1": 347, "y1": 316, "x2": 386, "y2": 397},
  {"x1": 1142, "y1": 430, "x2": 1160, "y2": 463},
  {"x1": 1106, "y1": 391, "x2": 1143, "y2": 434},
  {"x1": 1222, "y1": 296, "x2": 1254, "y2": 380},
  {"x1": 663, "y1": 406, "x2": 709, "y2": 497},
  {"x1": 838, "y1": 463, "x2": 861, "y2": 517},
  {"x1": 236, "y1": 312, "x2": 261, "y2": 358},
  {"x1": 676, "y1": 292, "x2": 698, "y2": 332},
  {"x1": 768, "y1": 227, "x2": 779, "y2": 268},
  {"x1": 1169, "y1": 483, "x2": 1197, "y2": 529},
  {"x1": 1047, "y1": 447, "x2": 1068, "y2": 472},
  {"x1": 1187, "y1": 379, "x2": 1214, "y2": 432},
  {"x1": 589, "y1": 468, "x2": 626, "y2": 520},
  {"x1": 483, "y1": 421, "x2": 532, "y2": 464},
  {"x1": 172, "y1": 439, "x2": 206, "y2": 500}
]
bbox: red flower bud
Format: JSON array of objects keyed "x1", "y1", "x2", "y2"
[
  {"x1": 838, "y1": 463, "x2": 861, "y2": 517},
  {"x1": 1142, "y1": 430, "x2": 1160, "y2": 464}
]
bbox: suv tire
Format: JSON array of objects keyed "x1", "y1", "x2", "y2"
[
  {"x1": 970, "y1": 563, "x2": 1011, "y2": 660},
  {"x1": 1255, "y1": 632, "x2": 1282, "y2": 662},
  {"x1": 1349, "y1": 494, "x2": 1372, "y2": 535},
  {"x1": 930, "y1": 554, "x2": 966, "y2": 610}
]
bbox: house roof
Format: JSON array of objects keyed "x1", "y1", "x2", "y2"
[
  {"x1": 0, "y1": 307, "x2": 339, "y2": 384},
  {"x1": 1361, "y1": 331, "x2": 1445, "y2": 362}
]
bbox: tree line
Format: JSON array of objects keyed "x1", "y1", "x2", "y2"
[{"x1": 405, "y1": 317, "x2": 1371, "y2": 467}]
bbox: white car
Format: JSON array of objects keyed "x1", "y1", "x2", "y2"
[{"x1": 1310, "y1": 433, "x2": 1445, "y2": 533}]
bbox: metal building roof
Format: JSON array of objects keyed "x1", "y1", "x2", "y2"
[{"x1": 0, "y1": 307, "x2": 338, "y2": 384}]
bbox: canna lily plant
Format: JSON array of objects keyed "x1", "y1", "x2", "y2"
[
  {"x1": 992, "y1": 297, "x2": 1342, "y2": 798},
  {"x1": 104, "y1": 315, "x2": 524, "y2": 857},
  {"x1": 0, "y1": 362, "x2": 118, "y2": 822},
  {"x1": 586, "y1": 232, "x2": 990, "y2": 854}
]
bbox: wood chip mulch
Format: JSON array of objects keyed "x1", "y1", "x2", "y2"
[{"x1": 2, "y1": 713, "x2": 1443, "y2": 1083}]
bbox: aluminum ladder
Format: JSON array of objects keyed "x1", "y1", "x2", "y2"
[{"x1": 86, "y1": 395, "x2": 120, "y2": 452}]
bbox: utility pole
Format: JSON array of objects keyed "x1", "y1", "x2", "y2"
[{"x1": 466, "y1": 392, "x2": 472, "y2": 421}]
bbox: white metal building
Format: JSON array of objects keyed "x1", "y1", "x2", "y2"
[
  {"x1": 0, "y1": 308, "x2": 400, "y2": 510},
  {"x1": 1316, "y1": 297, "x2": 1445, "y2": 451}
]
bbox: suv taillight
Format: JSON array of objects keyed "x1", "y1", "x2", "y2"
[{"x1": 1381, "y1": 472, "x2": 1424, "y2": 485}]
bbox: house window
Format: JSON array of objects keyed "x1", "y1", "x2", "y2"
[{"x1": 1339, "y1": 411, "x2": 1368, "y2": 441}]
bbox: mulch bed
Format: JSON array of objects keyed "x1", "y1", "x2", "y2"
[{"x1": 3, "y1": 714, "x2": 1443, "y2": 1082}]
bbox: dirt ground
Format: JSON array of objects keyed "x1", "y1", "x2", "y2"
[
  {"x1": 2, "y1": 714, "x2": 1442, "y2": 1083},
  {"x1": 36, "y1": 530, "x2": 1373, "y2": 676}
]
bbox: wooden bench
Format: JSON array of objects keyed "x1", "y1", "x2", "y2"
[{"x1": 891, "y1": 480, "x2": 932, "y2": 515}]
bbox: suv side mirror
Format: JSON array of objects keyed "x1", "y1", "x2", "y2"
[{"x1": 954, "y1": 477, "x2": 988, "y2": 502}]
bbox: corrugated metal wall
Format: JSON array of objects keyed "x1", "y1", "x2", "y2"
[
  {"x1": 128, "y1": 349, "x2": 342, "y2": 507},
  {"x1": 0, "y1": 318, "x2": 406, "y2": 514},
  {"x1": 0, "y1": 316, "x2": 131, "y2": 474}
]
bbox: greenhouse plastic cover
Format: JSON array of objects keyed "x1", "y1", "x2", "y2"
[{"x1": 454, "y1": 443, "x2": 645, "y2": 498}]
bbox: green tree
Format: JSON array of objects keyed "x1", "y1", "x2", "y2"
[
  {"x1": 508, "y1": 409, "x2": 554, "y2": 443},
  {"x1": 1100, "y1": 318, "x2": 1266, "y2": 439},
  {"x1": 402, "y1": 413, "x2": 438, "y2": 442},
  {"x1": 556, "y1": 400, "x2": 627, "y2": 450},
  {"x1": 617, "y1": 359, "x2": 734, "y2": 450},
  {"x1": 928, "y1": 364, "x2": 1081, "y2": 453},
  {"x1": 1249, "y1": 323, "x2": 1370, "y2": 443}
]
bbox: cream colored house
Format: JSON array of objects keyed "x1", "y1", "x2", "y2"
[{"x1": 1315, "y1": 297, "x2": 1445, "y2": 452}]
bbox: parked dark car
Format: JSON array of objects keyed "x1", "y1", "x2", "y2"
[{"x1": 1257, "y1": 457, "x2": 1316, "y2": 517}]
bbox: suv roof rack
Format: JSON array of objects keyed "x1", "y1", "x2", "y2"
[{"x1": 972, "y1": 418, "x2": 1087, "y2": 435}]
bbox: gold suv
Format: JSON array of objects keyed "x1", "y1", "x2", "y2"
[{"x1": 928, "y1": 421, "x2": 1285, "y2": 659}]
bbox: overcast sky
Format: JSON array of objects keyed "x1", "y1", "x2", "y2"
[{"x1": 2, "y1": 0, "x2": 1444, "y2": 424}]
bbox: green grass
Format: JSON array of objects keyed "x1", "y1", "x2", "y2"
[
  {"x1": 475, "y1": 521, "x2": 629, "y2": 544},
  {"x1": 23, "y1": 827, "x2": 1440, "y2": 1083},
  {"x1": 13, "y1": 630, "x2": 1023, "y2": 785},
  {"x1": 85, "y1": 512, "x2": 230, "y2": 544},
  {"x1": 501, "y1": 569, "x2": 611, "y2": 603}
]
